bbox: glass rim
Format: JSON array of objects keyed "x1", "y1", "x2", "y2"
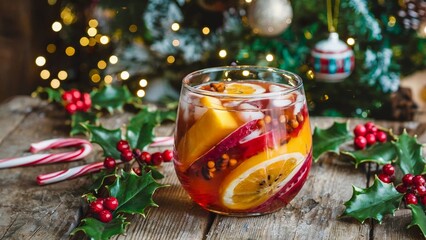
[{"x1": 182, "y1": 65, "x2": 303, "y2": 99}]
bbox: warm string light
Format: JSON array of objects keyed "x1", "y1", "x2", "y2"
[
  {"x1": 265, "y1": 54, "x2": 274, "y2": 62},
  {"x1": 58, "y1": 70, "x2": 68, "y2": 80},
  {"x1": 137, "y1": 78, "x2": 149, "y2": 98},
  {"x1": 109, "y1": 55, "x2": 118, "y2": 64},
  {"x1": 35, "y1": 56, "x2": 46, "y2": 66},
  {"x1": 171, "y1": 23, "x2": 180, "y2": 31},
  {"x1": 202, "y1": 27, "x2": 210, "y2": 35},
  {"x1": 166, "y1": 56, "x2": 175, "y2": 64},
  {"x1": 52, "y1": 21, "x2": 62, "y2": 32},
  {"x1": 219, "y1": 49, "x2": 227, "y2": 58},
  {"x1": 346, "y1": 37, "x2": 355, "y2": 46},
  {"x1": 120, "y1": 71, "x2": 130, "y2": 80}
]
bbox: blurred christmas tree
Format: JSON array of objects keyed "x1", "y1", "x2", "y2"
[{"x1": 35, "y1": 0, "x2": 426, "y2": 120}]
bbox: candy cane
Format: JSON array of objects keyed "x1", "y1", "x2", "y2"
[
  {"x1": 0, "y1": 138, "x2": 92, "y2": 169},
  {"x1": 37, "y1": 161, "x2": 107, "y2": 185},
  {"x1": 150, "y1": 136, "x2": 174, "y2": 147}
]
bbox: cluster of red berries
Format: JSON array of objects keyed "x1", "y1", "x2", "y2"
[
  {"x1": 353, "y1": 122, "x2": 387, "y2": 150},
  {"x1": 103, "y1": 140, "x2": 173, "y2": 170},
  {"x1": 396, "y1": 174, "x2": 426, "y2": 205},
  {"x1": 61, "y1": 89, "x2": 91, "y2": 114},
  {"x1": 378, "y1": 164, "x2": 426, "y2": 205},
  {"x1": 89, "y1": 197, "x2": 119, "y2": 223}
]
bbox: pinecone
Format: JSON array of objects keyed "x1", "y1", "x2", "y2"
[
  {"x1": 398, "y1": 0, "x2": 426, "y2": 30},
  {"x1": 390, "y1": 87, "x2": 419, "y2": 121}
]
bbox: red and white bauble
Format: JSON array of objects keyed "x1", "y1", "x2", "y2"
[{"x1": 311, "y1": 32, "x2": 355, "y2": 82}]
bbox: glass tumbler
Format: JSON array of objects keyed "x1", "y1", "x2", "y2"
[{"x1": 173, "y1": 66, "x2": 312, "y2": 216}]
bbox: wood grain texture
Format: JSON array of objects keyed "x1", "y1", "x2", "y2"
[{"x1": 1, "y1": 96, "x2": 426, "y2": 239}]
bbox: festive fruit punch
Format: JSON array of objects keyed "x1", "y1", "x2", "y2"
[{"x1": 174, "y1": 66, "x2": 312, "y2": 216}]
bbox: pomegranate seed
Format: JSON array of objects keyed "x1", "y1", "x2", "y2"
[
  {"x1": 403, "y1": 174, "x2": 414, "y2": 186},
  {"x1": 89, "y1": 201, "x2": 104, "y2": 213},
  {"x1": 382, "y1": 164, "x2": 395, "y2": 176},
  {"x1": 396, "y1": 184, "x2": 407, "y2": 193},
  {"x1": 140, "y1": 151, "x2": 151, "y2": 164},
  {"x1": 70, "y1": 89, "x2": 82, "y2": 102},
  {"x1": 413, "y1": 175, "x2": 426, "y2": 187},
  {"x1": 116, "y1": 140, "x2": 130, "y2": 153},
  {"x1": 365, "y1": 133, "x2": 376, "y2": 146},
  {"x1": 417, "y1": 185, "x2": 426, "y2": 196},
  {"x1": 65, "y1": 103, "x2": 78, "y2": 114},
  {"x1": 378, "y1": 173, "x2": 391, "y2": 183},
  {"x1": 353, "y1": 124, "x2": 367, "y2": 137},
  {"x1": 162, "y1": 149, "x2": 173, "y2": 162},
  {"x1": 103, "y1": 197, "x2": 119, "y2": 211},
  {"x1": 405, "y1": 193, "x2": 418, "y2": 205},
  {"x1": 98, "y1": 210, "x2": 113, "y2": 223},
  {"x1": 61, "y1": 91, "x2": 73, "y2": 102},
  {"x1": 375, "y1": 131, "x2": 387, "y2": 143},
  {"x1": 354, "y1": 136, "x2": 367, "y2": 150},
  {"x1": 151, "y1": 152, "x2": 163, "y2": 166},
  {"x1": 120, "y1": 149, "x2": 134, "y2": 162},
  {"x1": 103, "y1": 156, "x2": 116, "y2": 169}
]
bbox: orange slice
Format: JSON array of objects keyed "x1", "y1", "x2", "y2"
[
  {"x1": 224, "y1": 83, "x2": 266, "y2": 95},
  {"x1": 220, "y1": 152, "x2": 304, "y2": 210}
]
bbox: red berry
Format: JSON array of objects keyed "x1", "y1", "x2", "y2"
[
  {"x1": 365, "y1": 122, "x2": 377, "y2": 134},
  {"x1": 120, "y1": 149, "x2": 134, "y2": 162},
  {"x1": 70, "y1": 89, "x2": 82, "y2": 102},
  {"x1": 382, "y1": 164, "x2": 395, "y2": 176},
  {"x1": 103, "y1": 156, "x2": 116, "y2": 169},
  {"x1": 89, "y1": 200, "x2": 104, "y2": 213},
  {"x1": 75, "y1": 100, "x2": 84, "y2": 111},
  {"x1": 62, "y1": 91, "x2": 73, "y2": 102},
  {"x1": 375, "y1": 131, "x2": 387, "y2": 143},
  {"x1": 82, "y1": 93, "x2": 91, "y2": 105},
  {"x1": 413, "y1": 175, "x2": 426, "y2": 187},
  {"x1": 140, "y1": 151, "x2": 151, "y2": 164},
  {"x1": 96, "y1": 198, "x2": 104, "y2": 205},
  {"x1": 162, "y1": 149, "x2": 173, "y2": 162},
  {"x1": 405, "y1": 193, "x2": 418, "y2": 205},
  {"x1": 151, "y1": 152, "x2": 163, "y2": 166},
  {"x1": 133, "y1": 148, "x2": 142, "y2": 158},
  {"x1": 378, "y1": 173, "x2": 391, "y2": 183},
  {"x1": 353, "y1": 124, "x2": 367, "y2": 137},
  {"x1": 421, "y1": 196, "x2": 426, "y2": 205},
  {"x1": 365, "y1": 133, "x2": 376, "y2": 146},
  {"x1": 396, "y1": 184, "x2": 407, "y2": 193},
  {"x1": 133, "y1": 167, "x2": 141, "y2": 176},
  {"x1": 417, "y1": 185, "x2": 426, "y2": 196},
  {"x1": 116, "y1": 140, "x2": 130, "y2": 153},
  {"x1": 65, "y1": 103, "x2": 77, "y2": 114},
  {"x1": 98, "y1": 210, "x2": 113, "y2": 223},
  {"x1": 354, "y1": 136, "x2": 367, "y2": 150},
  {"x1": 403, "y1": 174, "x2": 414, "y2": 186},
  {"x1": 103, "y1": 197, "x2": 119, "y2": 211}
]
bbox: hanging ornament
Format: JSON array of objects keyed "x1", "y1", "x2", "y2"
[
  {"x1": 197, "y1": 0, "x2": 238, "y2": 12},
  {"x1": 311, "y1": 0, "x2": 354, "y2": 82},
  {"x1": 247, "y1": 0, "x2": 293, "y2": 37}
]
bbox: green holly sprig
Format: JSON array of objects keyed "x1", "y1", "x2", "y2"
[
  {"x1": 35, "y1": 85, "x2": 176, "y2": 239},
  {"x1": 313, "y1": 121, "x2": 426, "y2": 236}
]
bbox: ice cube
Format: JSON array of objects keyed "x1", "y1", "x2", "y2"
[{"x1": 237, "y1": 103, "x2": 265, "y2": 122}]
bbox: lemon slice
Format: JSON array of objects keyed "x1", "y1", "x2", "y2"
[
  {"x1": 224, "y1": 83, "x2": 266, "y2": 95},
  {"x1": 220, "y1": 152, "x2": 304, "y2": 210}
]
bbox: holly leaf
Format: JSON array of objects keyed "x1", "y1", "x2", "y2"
[
  {"x1": 70, "y1": 111, "x2": 98, "y2": 136},
  {"x1": 33, "y1": 87, "x2": 62, "y2": 103},
  {"x1": 91, "y1": 85, "x2": 134, "y2": 113},
  {"x1": 70, "y1": 215, "x2": 129, "y2": 240},
  {"x1": 108, "y1": 171, "x2": 165, "y2": 216},
  {"x1": 341, "y1": 142, "x2": 398, "y2": 167},
  {"x1": 312, "y1": 121, "x2": 353, "y2": 161},
  {"x1": 88, "y1": 171, "x2": 118, "y2": 193},
  {"x1": 126, "y1": 108, "x2": 176, "y2": 150},
  {"x1": 83, "y1": 124, "x2": 122, "y2": 159},
  {"x1": 394, "y1": 130, "x2": 426, "y2": 175},
  {"x1": 343, "y1": 176, "x2": 403, "y2": 223},
  {"x1": 144, "y1": 165, "x2": 165, "y2": 180},
  {"x1": 407, "y1": 204, "x2": 426, "y2": 237}
]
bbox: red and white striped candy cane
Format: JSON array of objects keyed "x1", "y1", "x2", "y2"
[
  {"x1": 37, "y1": 161, "x2": 108, "y2": 185},
  {"x1": 149, "y1": 136, "x2": 174, "y2": 148},
  {"x1": 0, "y1": 138, "x2": 92, "y2": 169}
]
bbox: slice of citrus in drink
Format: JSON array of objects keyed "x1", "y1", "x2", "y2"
[
  {"x1": 220, "y1": 152, "x2": 304, "y2": 210},
  {"x1": 224, "y1": 83, "x2": 266, "y2": 95}
]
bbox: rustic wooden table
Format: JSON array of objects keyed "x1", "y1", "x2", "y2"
[{"x1": 1, "y1": 96, "x2": 426, "y2": 240}]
